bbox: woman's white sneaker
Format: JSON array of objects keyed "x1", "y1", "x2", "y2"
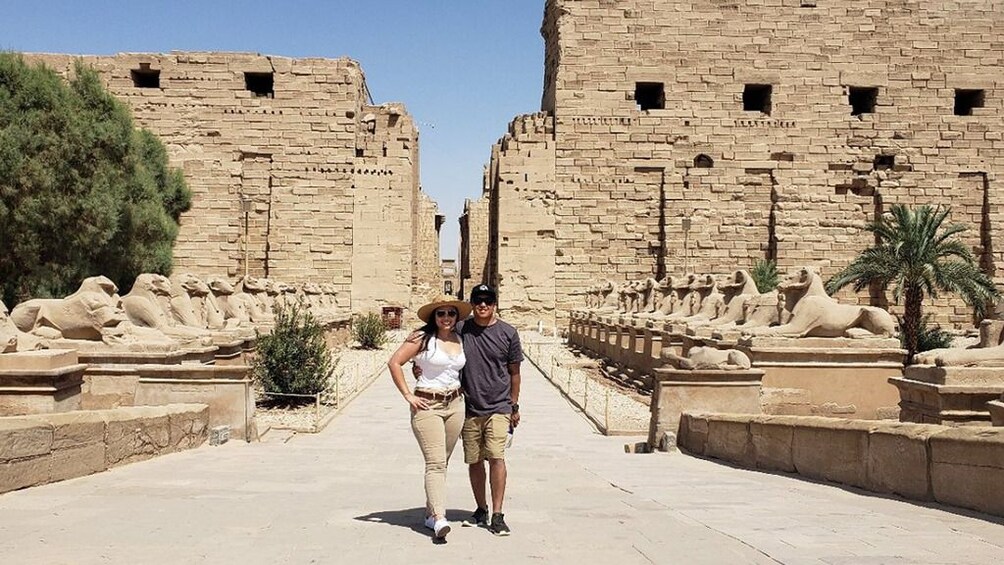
[{"x1": 433, "y1": 518, "x2": 451, "y2": 540}]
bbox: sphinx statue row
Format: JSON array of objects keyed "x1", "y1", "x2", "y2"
[
  {"x1": 582, "y1": 267, "x2": 897, "y2": 339},
  {"x1": 1, "y1": 274, "x2": 344, "y2": 354}
]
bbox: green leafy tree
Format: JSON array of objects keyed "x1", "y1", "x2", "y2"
[
  {"x1": 0, "y1": 53, "x2": 191, "y2": 305},
  {"x1": 750, "y1": 259, "x2": 779, "y2": 293},
  {"x1": 253, "y1": 301, "x2": 334, "y2": 398},
  {"x1": 825, "y1": 204, "x2": 999, "y2": 360}
]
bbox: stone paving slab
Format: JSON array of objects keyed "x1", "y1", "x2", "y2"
[{"x1": 0, "y1": 360, "x2": 1002, "y2": 564}]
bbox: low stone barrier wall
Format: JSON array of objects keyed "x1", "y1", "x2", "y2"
[
  {"x1": 679, "y1": 412, "x2": 1004, "y2": 518},
  {"x1": 0, "y1": 403, "x2": 209, "y2": 494}
]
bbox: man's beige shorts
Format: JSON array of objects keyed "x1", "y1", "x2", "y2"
[{"x1": 462, "y1": 413, "x2": 511, "y2": 464}]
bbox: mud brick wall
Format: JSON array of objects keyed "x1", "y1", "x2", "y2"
[
  {"x1": 27, "y1": 52, "x2": 440, "y2": 314},
  {"x1": 485, "y1": 0, "x2": 1004, "y2": 328}
]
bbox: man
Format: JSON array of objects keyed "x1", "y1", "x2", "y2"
[{"x1": 458, "y1": 284, "x2": 522, "y2": 536}]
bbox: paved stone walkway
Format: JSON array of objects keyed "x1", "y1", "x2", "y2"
[{"x1": 1, "y1": 361, "x2": 1002, "y2": 564}]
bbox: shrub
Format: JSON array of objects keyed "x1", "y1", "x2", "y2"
[
  {"x1": 751, "y1": 259, "x2": 779, "y2": 294},
  {"x1": 253, "y1": 301, "x2": 333, "y2": 398},
  {"x1": 353, "y1": 312, "x2": 388, "y2": 349},
  {"x1": 0, "y1": 54, "x2": 191, "y2": 305},
  {"x1": 905, "y1": 315, "x2": 954, "y2": 353}
]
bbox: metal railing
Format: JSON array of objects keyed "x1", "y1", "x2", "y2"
[{"x1": 523, "y1": 333, "x2": 649, "y2": 436}]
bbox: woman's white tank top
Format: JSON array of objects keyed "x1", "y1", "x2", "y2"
[{"x1": 414, "y1": 335, "x2": 465, "y2": 391}]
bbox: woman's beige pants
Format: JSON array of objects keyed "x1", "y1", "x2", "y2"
[{"x1": 410, "y1": 394, "x2": 464, "y2": 519}]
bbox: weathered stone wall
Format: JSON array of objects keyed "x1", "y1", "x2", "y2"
[
  {"x1": 0, "y1": 404, "x2": 209, "y2": 494},
  {"x1": 441, "y1": 259, "x2": 459, "y2": 297},
  {"x1": 486, "y1": 113, "x2": 557, "y2": 328},
  {"x1": 490, "y1": 0, "x2": 1004, "y2": 328},
  {"x1": 351, "y1": 103, "x2": 424, "y2": 311},
  {"x1": 679, "y1": 412, "x2": 1004, "y2": 518},
  {"x1": 413, "y1": 192, "x2": 444, "y2": 306},
  {"x1": 27, "y1": 52, "x2": 439, "y2": 314},
  {"x1": 460, "y1": 194, "x2": 490, "y2": 299}
]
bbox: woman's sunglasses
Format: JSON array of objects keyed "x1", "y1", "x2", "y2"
[{"x1": 435, "y1": 310, "x2": 458, "y2": 318}]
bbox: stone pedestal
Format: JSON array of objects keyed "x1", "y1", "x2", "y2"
[
  {"x1": 738, "y1": 336, "x2": 904, "y2": 419},
  {"x1": 891, "y1": 366, "x2": 1004, "y2": 426},
  {"x1": 135, "y1": 364, "x2": 256, "y2": 442},
  {"x1": 210, "y1": 338, "x2": 245, "y2": 366},
  {"x1": 648, "y1": 367, "x2": 764, "y2": 447},
  {"x1": 0, "y1": 350, "x2": 87, "y2": 416}
]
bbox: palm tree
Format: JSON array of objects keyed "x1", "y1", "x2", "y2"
[{"x1": 825, "y1": 204, "x2": 1000, "y2": 360}]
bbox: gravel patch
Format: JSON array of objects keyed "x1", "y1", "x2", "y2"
[{"x1": 255, "y1": 330, "x2": 406, "y2": 433}]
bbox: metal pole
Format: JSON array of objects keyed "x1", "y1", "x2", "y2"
[
  {"x1": 605, "y1": 386, "x2": 610, "y2": 432},
  {"x1": 335, "y1": 367, "x2": 341, "y2": 408}
]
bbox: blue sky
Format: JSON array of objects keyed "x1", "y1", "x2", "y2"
[{"x1": 1, "y1": 1, "x2": 547, "y2": 259}]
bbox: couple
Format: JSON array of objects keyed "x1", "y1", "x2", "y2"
[{"x1": 388, "y1": 284, "x2": 523, "y2": 542}]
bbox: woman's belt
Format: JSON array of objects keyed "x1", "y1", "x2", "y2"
[{"x1": 414, "y1": 388, "x2": 463, "y2": 402}]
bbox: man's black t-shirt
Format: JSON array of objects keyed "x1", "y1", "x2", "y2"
[{"x1": 457, "y1": 318, "x2": 524, "y2": 417}]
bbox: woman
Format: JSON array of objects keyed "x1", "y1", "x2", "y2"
[{"x1": 388, "y1": 294, "x2": 471, "y2": 540}]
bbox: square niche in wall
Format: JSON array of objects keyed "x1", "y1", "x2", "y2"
[
  {"x1": 849, "y1": 86, "x2": 879, "y2": 116},
  {"x1": 131, "y1": 64, "x2": 160, "y2": 88},
  {"x1": 954, "y1": 89, "x2": 985, "y2": 116},
  {"x1": 635, "y1": 82, "x2": 665, "y2": 111},
  {"x1": 743, "y1": 84, "x2": 772, "y2": 115},
  {"x1": 245, "y1": 72, "x2": 274, "y2": 98}
]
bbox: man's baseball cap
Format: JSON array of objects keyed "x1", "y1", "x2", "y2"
[{"x1": 470, "y1": 284, "x2": 497, "y2": 303}]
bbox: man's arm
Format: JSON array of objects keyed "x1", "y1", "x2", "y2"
[{"x1": 508, "y1": 361, "x2": 521, "y2": 427}]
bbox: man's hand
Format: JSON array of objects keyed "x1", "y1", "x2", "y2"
[{"x1": 510, "y1": 410, "x2": 521, "y2": 428}]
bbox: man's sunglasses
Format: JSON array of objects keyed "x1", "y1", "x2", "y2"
[
  {"x1": 435, "y1": 309, "x2": 458, "y2": 318},
  {"x1": 471, "y1": 297, "x2": 496, "y2": 306}
]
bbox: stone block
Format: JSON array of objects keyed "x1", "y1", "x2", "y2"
[
  {"x1": 36, "y1": 410, "x2": 107, "y2": 450},
  {"x1": 930, "y1": 427, "x2": 1004, "y2": 516},
  {"x1": 705, "y1": 414, "x2": 754, "y2": 466},
  {"x1": 791, "y1": 418, "x2": 874, "y2": 488},
  {"x1": 678, "y1": 413, "x2": 709, "y2": 455},
  {"x1": 867, "y1": 422, "x2": 947, "y2": 500},
  {"x1": 0, "y1": 454, "x2": 50, "y2": 492},
  {"x1": 104, "y1": 407, "x2": 172, "y2": 467},
  {"x1": 0, "y1": 418, "x2": 53, "y2": 463},
  {"x1": 0, "y1": 349, "x2": 78, "y2": 371},
  {"x1": 49, "y1": 442, "x2": 107, "y2": 483},
  {"x1": 169, "y1": 406, "x2": 210, "y2": 450},
  {"x1": 750, "y1": 416, "x2": 795, "y2": 472},
  {"x1": 990, "y1": 400, "x2": 1004, "y2": 426}
]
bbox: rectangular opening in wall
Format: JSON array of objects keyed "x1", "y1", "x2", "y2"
[
  {"x1": 635, "y1": 82, "x2": 665, "y2": 111},
  {"x1": 873, "y1": 154, "x2": 895, "y2": 171},
  {"x1": 954, "y1": 89, "x2": 985, "y2": 116},
  {"x1": 849, "y1": 86, "x2": 878, "y2": 116},
  {"x1": 244, "y1": 72, "x2": 274, "y2": 98},
  {"x1": 131, "y1": 66, "x2": 160, "y2": 89},
  {"x1": 743, "y1": 84, "x2": 772, "y2": 114}
]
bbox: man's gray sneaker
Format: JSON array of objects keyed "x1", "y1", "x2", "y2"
[
  {"x1": 462, "y1": 507, "x2": 489, "y2": 527},
  {"x1": 489, "y1": 513, "x2": 510, "y2": 536}
]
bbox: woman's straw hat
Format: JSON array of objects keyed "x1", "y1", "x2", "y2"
[{"x1": 416, "y1": 294, "x2": 472, "y2": 324}]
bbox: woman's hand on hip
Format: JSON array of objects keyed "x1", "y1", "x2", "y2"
[{"x1": 405, "y1": 393, "x2": 429, "y2": 412}]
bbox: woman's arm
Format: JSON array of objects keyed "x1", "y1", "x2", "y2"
[{"x1": 388, "y1": 333, "x2": 428, "y2": 411}]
